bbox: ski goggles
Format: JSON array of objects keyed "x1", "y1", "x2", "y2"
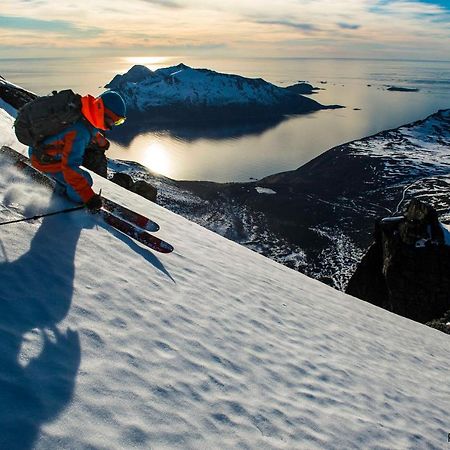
[
  {"x1": 104, "y1": 108, "x2": 126, "y2": 128},
  {"x1": 112, "y1": 116, "x2": 126, "y2": 126}
]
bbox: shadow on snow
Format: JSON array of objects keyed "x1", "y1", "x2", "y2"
[
  {"x1": 0, "y1": 193, "x2": 173, "y2": 448},
  {"x1": 0, "y1": 199, "x2": 82, "y2": 449}
]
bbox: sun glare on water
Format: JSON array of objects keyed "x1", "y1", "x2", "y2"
[
  {"x1": 143, "y1": 142, "x2": 172, "y2": 176},
  {"x1": 123, "y1": 56, "x2": 174, "y2": 71}
]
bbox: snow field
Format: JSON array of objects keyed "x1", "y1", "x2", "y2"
[{"x1": 0, "y1": 102, "x2": 449, "y2": 450}]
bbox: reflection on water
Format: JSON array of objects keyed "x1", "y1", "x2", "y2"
[
  {"x1": 107, "y1": 82, "x2": 450, "y2": 182},
  {"x1": 2, "y1": 56, "x2": 450, "y2": 181},
  {"x1": 108, "y1": 116, "x2": 286, "y2": 146},
  {"x1": 141, "y1": 141, "x2": 172, "y2": 175}
]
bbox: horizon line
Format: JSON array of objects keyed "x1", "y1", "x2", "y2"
[{"x1": 0, "y1": 55, "x2": 449, "y2": 64}]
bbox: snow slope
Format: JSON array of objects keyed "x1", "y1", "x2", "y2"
[{"x1": 1, "y1": 107, "x2": 450, "y2": 449}]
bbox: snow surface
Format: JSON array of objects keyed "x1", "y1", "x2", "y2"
[
  {"x1": 347, "y1": 110, "x2": 450, "y2": 182},
  {"x1": 1, "y1": 106, "x2": 450, "y2": 449},
  {"x1": 0, "y1": 100, "x2": 27, "y2": 152},
  {"x1": 255, "y1": 187, "x2": 277, "y2": 195}
]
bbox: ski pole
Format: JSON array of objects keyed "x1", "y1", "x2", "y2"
[{"x1": 0, "y1": 205, "x2": 85, "y2": 226}]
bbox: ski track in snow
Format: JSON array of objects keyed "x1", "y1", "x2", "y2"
[{"x1": 0, "y1": 103, "x2": 450, "y2": 450}]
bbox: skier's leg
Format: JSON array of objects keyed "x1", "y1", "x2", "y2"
[{"x1": 50, "y1": 170, "x2": 93, "y2": 204}]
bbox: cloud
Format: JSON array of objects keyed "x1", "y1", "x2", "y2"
[
  {"x1": 139, "y1": 0, "x2": 183, "y2": 7},
  {"x1": 388, "y1": 0, "x2": 450, "y2": 12},
  {"x1": 0, "y1": 0, "x2": 449, "y2": 60},
  {"x1": 337, "y1": 22, "x2": 361, "y2": 30},
  {"x1": 370, "y1": 0, "x2": 450, "y2": 16},
  {"x1": 256, "y1": 19, "x2": 319, "y2": 32},
  {"x1": 367, "y1": 0, "x2": 450, "y2": 34},
  {"x1": 0, "y1": 15, "x2": 101, "y2": 38}
]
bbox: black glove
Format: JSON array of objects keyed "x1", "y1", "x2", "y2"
[{"x1": 85, "y1": 194, "x2": 103, "y2": 212}]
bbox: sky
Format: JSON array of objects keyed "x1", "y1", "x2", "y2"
[{"x1": 0, "y1": 0, "x2": 449, "y2": 60}]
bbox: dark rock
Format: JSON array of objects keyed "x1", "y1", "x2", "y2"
[
  {"x1": 400, "y1": 199, "x2": 444, "y2": 245},
  {"x1": 0, "y1": 77, "x2": 37, "y2": 109},
  {"x1": 346, "y1": 199, "x2": 450, "y2": 324},
  {"x1": 110, "y1": 172, "x2": 134, "y2": 190},
  {"x1": 109, "y1": 172, "x2": 158, "y2": 202},
  {"x1": 285, "y1": 83, "x2": 317, "y2": 95},
  {"x1": 426, "y1": 310, "x2": 450, "y2": 334},
  {"x1": 345, "y1": 228, "x2": 388, "y2": 308},
  {"x1": 133, "y1": 180, "x2": 157, "y2": 202}
]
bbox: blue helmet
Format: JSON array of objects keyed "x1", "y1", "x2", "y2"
[{"x1": 100, "y1": 91, "x2": 126, "y2": 118}]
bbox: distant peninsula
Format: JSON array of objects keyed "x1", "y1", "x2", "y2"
[
  {"x1": 285, "y1": 82, "x2": 320, "y2": 95},
  {"x1": 105, "y1": 63, "x2": 342, "y2": 123},
  {"x1": 387, "y1": 86, "x2": 420, "y2": 92}
]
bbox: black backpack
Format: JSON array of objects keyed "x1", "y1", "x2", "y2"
[{"x1": 14, "y1": 89, "x2": 82, "y2": 147}]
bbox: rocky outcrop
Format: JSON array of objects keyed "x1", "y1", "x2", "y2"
[
  {"x1": 110, "y1": 172, "x2": 134, "y2": 190},
  {"x1": 0, "y1": 76, "x2": 37, "y2": 109},
  {"x1": 346, "y1": 199, "x2": 450, "y2": 323},
  {"x1": 387, "y1": 86, "x2": 419, "y2": 92},
  {"x1": 133, "y1": 180, "x2": 157, "y2": 203},
  {"x1": 426, "y1": 310, "x2": 450, "y2": 334},
  {"x1": 110, "y1": 172, "x2": 157, "y2": 202},
  {"x1": 285, "y1": 83, "x2": 318, "y2": 95}
]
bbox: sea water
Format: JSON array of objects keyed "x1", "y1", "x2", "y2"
[{"x1": 1, "y1": 56, "x2": 449, "y2": 181}]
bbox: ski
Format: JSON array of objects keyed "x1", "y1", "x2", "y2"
[
  {"x1": 102, "y1": 197, "x2": 159, "y2": 232},
  {"x1": 0, "y1": 145, "x2": 173, "y2": 253},
  {"x1": 100, "y1": 209, "x2": 173, "y2": 253}
]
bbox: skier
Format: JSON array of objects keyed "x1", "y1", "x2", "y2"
[{"x1": 28, "y1": 91, "x2": 126, "y2": 211}]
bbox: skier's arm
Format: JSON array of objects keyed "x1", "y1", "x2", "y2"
[{"x1": 61, "y1": 128, "x2": 95, "y2": 203}]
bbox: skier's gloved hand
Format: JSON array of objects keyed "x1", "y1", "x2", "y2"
[
  {"x1": 85, "y1": 194, "x2": 103, "y2": 212},
  {"x1": 98, "y1": 136, "x2": 110, "y2": 151},
  {"x1": 89, "y1": 133, "x2": 110, "y2": 152}
]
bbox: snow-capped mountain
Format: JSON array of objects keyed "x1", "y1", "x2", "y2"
[
  {"x1": 105, "y1": 64, "x2": 338, "y2": 121},
  {"x1": 0, "y1": 100, "x2": 449, "y2": 450}
]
